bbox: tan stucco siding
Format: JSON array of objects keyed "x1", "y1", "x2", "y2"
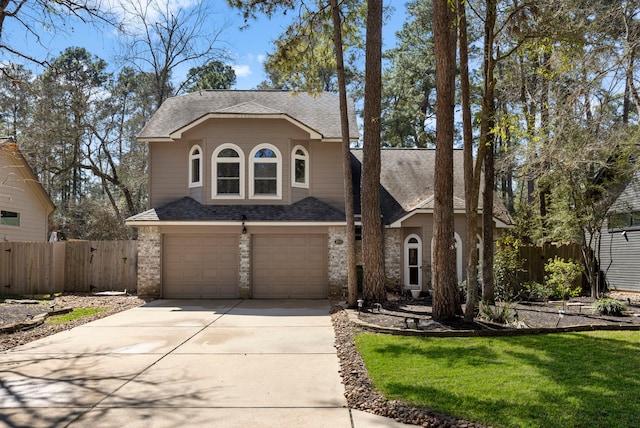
[
  {"x1": 0, "y1": 154, "x2": 50, "y2": 242},
  {"x1": 310, "y1": 142, "x2": 345, "y2": 210},
  {"x1": 182, "y1": 118, "x2": 310, "y2": 206},
  {"x1": 149, "y1": 141, "x2": 189, "y2": 207},
  {"x1": 147, "y1": 118, "x2": 345, "y2": 211}
]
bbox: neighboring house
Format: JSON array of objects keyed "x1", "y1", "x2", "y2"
[
  {"x1": 126, "y1": 90, "x2": 512, "y2": 299},
  {"x1": 598, "y1": 172, "x2": 640, "y2": 292},
  {"x1": 0, "y1": 139, "x2": 55, "y2": 242}
]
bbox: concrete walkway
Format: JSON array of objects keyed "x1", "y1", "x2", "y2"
[{"x1": 1, "y1": 299, "x2": 407, "y2": 427}]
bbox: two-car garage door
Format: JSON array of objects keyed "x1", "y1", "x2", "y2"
[{"x1": 162, "y1": 233, "x2": 327, "y2": 299}]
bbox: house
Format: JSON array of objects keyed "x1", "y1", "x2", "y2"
[
  {"x1": 126, "y1": 90, "x2": 512, "y2": 299},
  {"x1": 598, "y1": 171, "x2": 640, "y2": 292},
  {"x1": 0, "y1": 139, "x2": 55, "y2": 242}
]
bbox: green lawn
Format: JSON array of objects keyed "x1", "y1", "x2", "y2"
[
  {"x1": 45, "y1": 307, "x2": 105, "y2": 325},
  {"x1": 355, "y1": 331, "x2": 640, "y2": 428}
]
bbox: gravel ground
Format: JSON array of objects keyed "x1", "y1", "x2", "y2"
[
  {"x1": 356, "y1": 292, "x2": 640, "y2": 331},
  {"x1": 0, "y1": 293, "x2": 147, "y2": 352}
]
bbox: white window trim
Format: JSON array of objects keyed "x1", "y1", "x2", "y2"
[
  {"x1": 291, "y1": 145, "x2": 309, "y2": 189},
  {"x1": 188, "y1": 145, "x2": 203, "y2": 188},
  {"x1": 404, "y1": 234, "x2": 422, "y2": 289},
  {"x1": 249, "y1": 143, "x2": 282, "y2": 200},
  {"x1": 212, "y1": 143, "x2": 245, "y2": 199}
]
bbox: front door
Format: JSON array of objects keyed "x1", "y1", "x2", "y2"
[{"x1": 404, "y1": 234, "x2": 422, "y2": 288}]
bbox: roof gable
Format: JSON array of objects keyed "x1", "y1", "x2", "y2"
[
  {"x1": 608, "y1": 171, "x2": 640, "y2": 213},
  {"x1": 351, "y1": 148, "x2": 512, "y2": 226},
  {"x1": 0, "y1": 139, "x2": 55, "y2": 215},
  {"x1": 138, "y1": 90, "x2": 359, "y2": 142}
]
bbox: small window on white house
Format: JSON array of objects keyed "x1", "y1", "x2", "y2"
[
  {"x1": 250, "y1": 144, "x2": 282, "y2": 199},
  {"x1": 0, "y1": 210, "x2": 20, "y2": 226},
  {"x1": 292, "y1": 145, "x2": 309, "y2": 188},
  {"x1": 213, "y1": 144, "x2": 245, "y2": 198},
  {"x1": 189, "y1": 145, "x2": 202, "y2": 187}
]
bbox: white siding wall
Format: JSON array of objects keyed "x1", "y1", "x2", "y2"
[{"x1": 0, "y1": 151, "x2": 51, "y2": 242}]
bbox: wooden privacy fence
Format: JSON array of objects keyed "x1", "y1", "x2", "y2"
[
  {"x1": 517, "y1": 242, "x2": 588, "y2": 288},
  {"x1": 0, "y1": 240, "x2": 137, "y2": 296}
]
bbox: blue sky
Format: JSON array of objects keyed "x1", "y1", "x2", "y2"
[{"x1": 3, "y1": 1, "x2": 408, "y2": 90}]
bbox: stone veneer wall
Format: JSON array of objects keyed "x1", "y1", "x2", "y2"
[
  {"x1": 384, "y1": 228, "x2": 402, "y2": 290},
  {"x1": 328, "y1": 226, "x2": 348, "y2": 298},
  {"x1": 137, "y1": 226, "x2": 162, "y2": 298},
  {"x1": 238, "y1": 234, "x2": 251, "y2": 298}
]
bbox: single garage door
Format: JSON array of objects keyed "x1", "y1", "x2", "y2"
[
  {"x1": 252, "y1": 234, "x2": 328, "y2": 298},
  {"x1": 163, "y1": 234, "x2": 239, "y2": 298}
]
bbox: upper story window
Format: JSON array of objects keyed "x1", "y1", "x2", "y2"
[
  {"x1": 0, "y1": 210, "x2": 20, "y2": 227},
  {"x1": 608, "y1": 210, "x2": 640, "y2": 231},
  {"x1": 189, "y1": 145, "x2": 202, "y2": 188},
  {"x1": 292, "y1": 145, "x2": 309, "y2": 188},
  {"x1": 249, "y1": 144, "x2": 282, "y2": 199},
  {"x1": 213, "y1": 144, "x2": 245, "y2": 199}
]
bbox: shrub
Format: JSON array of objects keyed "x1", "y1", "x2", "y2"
[
  {"x1": 544, "y1": 256, "x2": 584, "y2": 300},
  {"x1": 522, "y1": 281, "x2": 554, "y2": 301},
  {"x1": 593, "y1": 298, "x2": 627, "y2": 316},
  {"x1": 479, "y1": 301, "x2": 515, "y2": 324},
  {"x1": 494, "y1": 236, "x2": 525, "y2": 301}
]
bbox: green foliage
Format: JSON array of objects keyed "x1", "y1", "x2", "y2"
[
  {"x1": 493, "y1": 235, "x2": 525, "y2": 301},
  {"x1": 479, "y1": 301, "x2": 515, "y2": 324},
  {"x1": 355, "y1": 331, "x2": 640, "y2": 427},
  {"x1": 45, "y1": 307, "x2": 105, "y2": 326},
  {"x1": 240, "y1": 0, "x2": 365, "y2": 93},
  {"x1": 522, "y1": 281, "x2": 554, "y2": 301},
  {"x1": 544, "y1": 256, "x2": 584, "y2": 300},
  {"x1": 593, "y1": 298, "x2": 627, "y2": 316},
  {"x1": 380, "y1": 0, "x2": 437, "y2": 148},
  {"x1": 185, "y1": 61, "x2": 236, "y2": 92}
]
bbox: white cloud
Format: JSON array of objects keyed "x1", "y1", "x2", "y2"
[
  {"x1": 232, "y1": 65, "x2": 252, "y2": 77},
  {"x1": 105, "y1": 0, "x2": 202, "y2": 33}
]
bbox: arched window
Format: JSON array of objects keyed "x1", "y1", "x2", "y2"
[
  {"x1": 291, "y1": 145, "x2": 309, "y2": 188},
  {"x1": 189, "y1": 145, "x2": 202, "y2": 187},
  {"x1": 212, "y1": 144, "x2": 244, "y2": 198},
  {"x1": 249, "y1": 144, "x2": 282, "y2": 199}
]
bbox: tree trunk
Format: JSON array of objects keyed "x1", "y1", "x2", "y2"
[
  {"x1": 330, "y1": 0, "x2": 357, "y2": 307},
  {"x1": 458, "y1": 0, "x2": 478, "y2": 322},
  {"x1": 482, "y1": 135, "x2": 495, "y2": 304},
  {"x1": 481, "y1": 0, "x2": 497, "y2": 304},
  {"x1": 361, "y1": 0, "x2": 385, "y2": 303},
  {"x1": 432, "y1": 0, "x2": 461, "y2": 320}
]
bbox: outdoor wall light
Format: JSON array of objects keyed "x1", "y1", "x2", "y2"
[
  {"x1": 622, "y1": 230, "x2": 629, "y2": 241},
  {"x1": 242, "y1": 225, "x2": 247, "y2": 234}
]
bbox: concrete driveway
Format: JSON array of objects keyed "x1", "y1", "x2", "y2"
[{"x1": 0, "y1": 299, "x2": 405, "y2": 427}]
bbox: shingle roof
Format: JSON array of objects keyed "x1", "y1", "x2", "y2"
[
  {"x1": 127, "y1": 196, "x2": 346, "y2": 223},
  {"x1": 138, "y1": 90, "x2": 359, "y2": 141},
  {"x1": 351, "y1": 149, "x2": 513, "y2": 226}
]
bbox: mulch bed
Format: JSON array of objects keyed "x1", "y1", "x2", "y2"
[{"x1": 355, "y1": 291, "x2": 640, "y2": 333}]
